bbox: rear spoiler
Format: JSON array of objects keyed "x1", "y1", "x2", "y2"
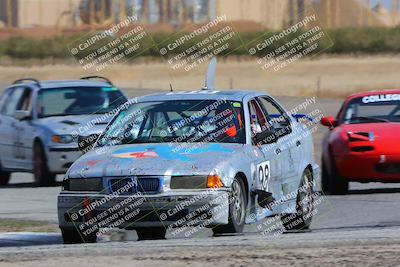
[
  {"x1": 269, "y1": 114, "x2": 316, "y2": 123},
  {"x1": 291, "y1": 114, "x2": 316, "y2": 123}
]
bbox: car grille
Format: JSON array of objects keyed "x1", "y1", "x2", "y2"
[
  {"x1": 375, "y1": 163, "x2": 400, "y2": 174},
  {"x1": 109, "y1": 178, "x2": 135, "y2": 193},
  {"x1": 108, "y1": 177, "x2": 161, "y2": 194},
  {"x1": 137, "y1": 178, "x2": 160, "y2": 193}
]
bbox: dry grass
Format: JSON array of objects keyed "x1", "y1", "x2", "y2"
[
  {"x1": 0, "y1": 219, "x2": 59, "y2": 233},
  {"x1": 0, "y1": 55, "x2": 399, "y2": 98}
]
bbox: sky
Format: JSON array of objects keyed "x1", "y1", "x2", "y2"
[{"x1": 370, "y1": 0, "x2": 392, "y2": 9}]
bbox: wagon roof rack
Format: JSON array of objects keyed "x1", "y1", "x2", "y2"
[
  {"x1": 13, "y1": 78, "x2": 41, "y2": 87},
  {"x1": 80, "y1": 76, "x2": 114, "y2": 86}
]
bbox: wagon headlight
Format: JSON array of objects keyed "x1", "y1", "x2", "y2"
[{"x1": 52, "y1": 134, "x2": 74, "y2": 144}]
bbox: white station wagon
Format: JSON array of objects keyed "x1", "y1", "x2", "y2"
[{"x1": 0, "y1": 77, "x2": 127, "y2": 186}]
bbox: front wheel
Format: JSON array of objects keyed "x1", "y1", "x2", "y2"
[
  {"x1": 281, "y1": 169, "x2": 314, "y2": 231},
  {"x1": 0, "y1": 171, "x2": 10, "y2": 186},
  {"x1": 212, "y1": 177, "x2": 247, "y2": 235},
  {"x1": 33, "y1": 142, "x2": 56, "y2": 186},
  {"x1": 322, "y1": 154, "x2": 349, "y2": 195},
  {"x1": 61, "y1": 228, "x2": 97, "y2": 244},
  {"x1": 136, "y1": 227, "x2": 166, "y2": 240}
]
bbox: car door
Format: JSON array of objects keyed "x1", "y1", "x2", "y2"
[
  {"x1": 0, "y1": 88, "x2": 13, "y2": 169},
  {"x1": 248, "y1": 99, "x2": 283, "y2": 203},
  {"x1": 0, "y1": 87, "x2": 25, "y2": 169},
  {"x1": 257, "y1": 96, "x2": 301, "y2": 196},
  {"x1": 13, "y1": 87, "x2": 35, "y2": 170}
]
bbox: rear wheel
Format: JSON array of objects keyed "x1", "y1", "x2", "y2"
[
  {"x1": 33, "y1": 142, "x2": 56, "y2": 186},
  {"x1": 212, "y1": 176, "x2": 247, "y2": 235},
  {"x1": 281, "y1": 169, "x2": 314, "y2": 231},
  {"x1": 61, "y1": 228, "x2": 97, "y2": 244},
  {"x1": 136, "y1": 227, "x2": 166, "y2": 240}
]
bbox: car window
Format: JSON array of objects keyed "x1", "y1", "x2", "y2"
[
  {"x1": 0, "y1": 89, "x2": 12, "y2": 114},
  {"x1": 16, "y1": 88, "x2": 32, "y2": 112},
  {"x1": 342, "y1": 96, "x2": 400, "y2": 124},
  {"x1": 97, "y1": 100, "x2": 246, "y2": 146},
  {"x1": 2, "y1": 87, "x2": 25, "y2": 117},
  {"x1": 257, "y1": 97, "x2": 292, "y2": 136},
  {"x1": 37, "y1": 87, "x2": 127, "y2": 118},
  {"x1": 248, "y1": 99, "x2": 271, "y2": 142}
]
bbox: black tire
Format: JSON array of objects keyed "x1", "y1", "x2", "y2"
[
  {"x1": 61, "y1": 228, "x2": 97, "y2": 244},
  {"x1": 0, "y1": 171, "x2": 10, "y2": 186},
  {"x1": 322, "y1": 153, "x2": 349, "y2": 195},
  {"x1": 321, "y1": 158, "x2": 330, "y2": 192},
  {"x1": 280, "y1": 169, "x2": 314, "y2": 231},
  {"x1": 0, "y1": 162, "x2": 10, "y2": 186},
  {"x1": 33, "y1": 142, "x2": 56, "y2": 186},
  {"x1": 136, "y1": 227, "x2": 166, "y2": 240},
  {"x1": 212, "y1": 176, "x2": 247, "y2": 235}
]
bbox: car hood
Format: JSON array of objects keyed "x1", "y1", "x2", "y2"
[
  {"x1": 341, "y1": 122, "x2": 400, "y2": 154},
  {"x1": 341, "y1": 122, "x2": 400, "y2": 139},
  {"x1": 67, "y1": 143, "x2": 245, "y2": 178},
  {"x1": 36, "y1": 114, "x2": 111, "y2": 135}
]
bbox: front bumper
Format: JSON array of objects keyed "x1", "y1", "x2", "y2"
[
  {"x1": 335, "y1": 153, "x2": 400, "y2": 182},
  {"x1": 58, "y1": 190, "x2": 230, "y2": 232},
  {"x1": 47, "y1": 147, "x2": 81, "y2": 174}
]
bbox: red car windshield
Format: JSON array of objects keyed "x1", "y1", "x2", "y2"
[{"x1": 343, "y1": 94, "x2": 400, "y2": 124}]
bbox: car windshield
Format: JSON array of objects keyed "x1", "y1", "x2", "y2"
[
  {"x1": 37, "y1": 87, "x2": 126, "y2": 118},
  {"x1": 343, "y1": 94, "x2": 400, "y2": 124},
  {"x1": 97, "y1": 100, "x2": 245, "y2": 146}
]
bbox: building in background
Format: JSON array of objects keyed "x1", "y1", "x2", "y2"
[
  {"x1": 0, "y1": 0, "x2": 81, "y2": 28},
  {"x1": 0, "y1": 0, "x2": 399, "y2": 29}
]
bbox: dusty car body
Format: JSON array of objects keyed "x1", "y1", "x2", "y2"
[{"x1": 58, "y1": 88, "x2": 320, "y2": 243}]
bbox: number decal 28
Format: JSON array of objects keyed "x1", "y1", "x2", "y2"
[{"x1": 257, "y1": 161, "x2": 270, "y2": 191}]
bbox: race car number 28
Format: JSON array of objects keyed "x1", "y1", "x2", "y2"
[{"x1": 257, "y1": 161, "x2": 270, "y2": 191}]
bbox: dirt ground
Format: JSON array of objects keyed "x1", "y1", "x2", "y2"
[
  {"x1": 1, "y1": 243, "x2": 399, "y2": 267},
  {"x1": 0, "y1": 219, "x2": 58, "y2": 233},
  {"x1": 1, "y1": 55, "x2": 400, "y2": 98}
]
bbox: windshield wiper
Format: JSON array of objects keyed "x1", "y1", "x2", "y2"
[
  {"x1": 351, "y1": 116, "x2": 390, "y2": 123},
  {"x1": 39, "y1": 113, "x2": 79, "y2": 118}
]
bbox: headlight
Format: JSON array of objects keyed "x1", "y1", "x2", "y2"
[
  {"x1": 52, "y1": 135, "x2": 74, "y2": 144},
  {"x1": 64, "y1": 178, "x2": 103, "y2": 191}
]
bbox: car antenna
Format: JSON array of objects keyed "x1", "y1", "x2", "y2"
[
  {"x1": 202, "y1": 57, "x2": 217, "y2": 90},
  {"x1": 170, "y1": 83, "x2": 173, "y2": 92}
]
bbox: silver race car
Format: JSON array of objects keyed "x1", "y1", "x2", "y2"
[
  {"x1": 58, "y1": 62, "x2": 319, "y2": 243},
  {"x1": 0, "y1": 77, "x2": 127, "y2": 186}
]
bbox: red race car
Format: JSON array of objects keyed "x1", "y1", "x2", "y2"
[{"x1": 320, "y1": 90, "x2": 400, "y2": 194}]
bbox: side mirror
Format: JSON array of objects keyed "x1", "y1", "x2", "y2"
[
  {"x1": 14, "y1": 110, "x2": 32, "y2": 121},
  {"x1": 320, "y1": 116, "x2": 338, "y2": 128},
  {"x1": 77, "y1": 134, "x2": 100, "y2": 153},
  {"x1": 255, "y1": 130, "x2": 277, "y2": 145}
]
